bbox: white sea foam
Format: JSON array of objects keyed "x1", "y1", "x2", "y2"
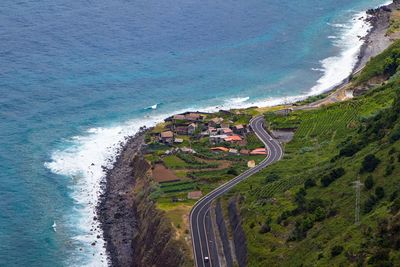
[
  {"x1": 44, "y1": 112, "x2": 182, "y2": 266},
  {"x1": 311, "y1": 68, "x2": 325, "y2": 72},
  {"x1": 226, "y1": 96, "x2": 250, "y2": 105},
  {"x1": 309, "y1": 11, "x2": 372, "y2": 95}
]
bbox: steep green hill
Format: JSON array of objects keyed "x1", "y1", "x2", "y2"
[{"x1": 225, "y1": 41, "x2": 400, "y2": 266}]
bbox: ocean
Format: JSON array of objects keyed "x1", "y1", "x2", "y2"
[{"x1": 0, "y1": 0, "x2": 389, "y2": 266}]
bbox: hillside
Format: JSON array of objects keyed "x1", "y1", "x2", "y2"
[{"x1": 222, "y1": 40, "x2": 400, "y2": 266}]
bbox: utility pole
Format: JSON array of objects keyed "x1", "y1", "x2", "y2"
[{"x1": 353, "y1": 176, "x2": 363, "y2": 225}]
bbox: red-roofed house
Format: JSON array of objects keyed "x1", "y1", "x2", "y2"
[
  {"x1": 211, "y1": 147, "x2": 229, "y2": 152},
  {"x1": 224, "y1": 135, "x2": 242, "y2": 142},
  {"x1": 221, "y1": 128, "x2": 233, "y2": 136},
  {"x1": 250, "y1": 148, "x2": 267, "y2": 155}
]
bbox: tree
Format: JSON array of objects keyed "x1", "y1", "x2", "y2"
[
  {"x1": 360, "y1": 154, "x2": 380, "y2": 173},
  {"x1": 265, "y1": 172, "x2": 280, "y2": 183},
  {"x1": 375, "y1": 186, "x2": 385, "y2": 199},
  {"x1": 331, "y1": 167, "x2": 345, "y2": 179},
  {"x1": 320, "y1": 168, "x2": 345, "y2": 187},
  {"x1": 364, "y1": 195, "x2": 377, "y2": 213},
  {"x1": 331, "y1": 245, "x2": 344, "y2": 257},
  {"x1": 227, "y1": 168, "x2": 238, "y2": 176},
  {"x1": 339, "y1": 143, "x2": 360, "y2": 157},
  {"x1": 314, "y1": 206, "x2": 327, "y2": 221},
  {"x1": 259, "y1": 224, "x2": 271, "y2": 234},
  {"x1": 390, "y1": 198, "x2": 400, "y2": 214},
  {"x1": 365, "y1": 175, "x2": 374, "y2": 190},
  {"x1": 304, "y1": 178, "x2": 316, "y2": 189},
  {"x1": 321, "y1": 175, "x2": 332, "y2": 187}
]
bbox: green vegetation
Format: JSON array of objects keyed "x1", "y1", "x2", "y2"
[
  {"x1": 221, "y1": 41, "x2": 400, "y2": 266},
  {"x1": 245, "y1": 132, "x2": 265, "y2": 150},
  {"x1": 387, "y1": 10, "x2": 400, "y2": 35},
  {"x1": 354, "y1": 40, "x2": 400, "y2": 85},
  {"x1": 160, "y1": 181, "x2": 197, "y2": 194}
]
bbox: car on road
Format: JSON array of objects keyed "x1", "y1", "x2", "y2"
[{"x1": 204, "y1": 256, "x2": 209, "y2": 263}]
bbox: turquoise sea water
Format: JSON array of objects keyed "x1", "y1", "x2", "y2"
[{"x1": 0, "y1": 0, "x2": 389, "y2": 266}]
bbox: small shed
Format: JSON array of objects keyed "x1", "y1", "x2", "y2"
[
  {"x1": 188, "y1": 191, "x2": 203, "y2": 200},
  {"x1": 160, "y1": 131, "x2": 174, "y2": 144}
]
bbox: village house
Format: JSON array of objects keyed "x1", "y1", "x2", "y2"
[
  {"x1": 224, "y1": 135, "x2": 242, "y2": 142},
  {"x1": 185, "y1": 113, "x2": 204, "y2": 121},
  {"x1": 208, "y1": 127, "x2": 218, "y2": 136},
  {"x1": 219, "y1": 128, "x2": 233, "y2": 136},
  {"x1": 160, "y1": 131, "x2": 174, "y2": 144},
  {"x1": 174, "y1": 138, "x2": 183, "y2": 144},
  {"x1": 173, "y1": 114, "x2": 186, "y2": 121},
  {"x1": 208, "y1": 117, "x2": 224, "y2": 127},
  {"x1": 233, "y1": 124, "x2": 247, "y2": 135},
  {"x1": 188, "y1": 123, "x2": 197, "y2": 135},
  {"x1": 181, "y1": 147, "x2": 196, "y2": 154},
  {"x1": 240, "y1": 149, "x2": 250, "y2": 155},
  {"x1": 175, "y1": 125, "x2": 188, "y2": 135},
  {"x1": 220, "y1": 123, "x2": 230, "y2": 129},
  {"x1": 209, "y1": 134, "x2": 228, "y2": 144},
  {"x1": 229, "y1": 148, "x2": 239, "y2": 155}
]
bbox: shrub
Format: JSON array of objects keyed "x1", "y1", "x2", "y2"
[
  {"x1": 314, "y1": 206, "x2": 327, "y2": 221},
  {"x1": 339, "y1": 143, "x2": 360, "y2": 157},
  {"x1": 365, "y1": 175, "x2": 374, "y2": 190},
  {"x1": 277, "y1": 210, "x2": 292, "y2": 224},
  {"x1": 265, "y1": 172, "x2": 280, "y2": 183},
  {"x1": 390, "y1": 198, "x2": 400, "y2": 214},
  {"x1": 375, "y1": 186, "x2": 385, "y2": 199},
  {"x1": 320, "y1": 168, "x2": 345, "y2": 187},
  {"x1": 289, "y1": 216, "x2": 314, "y2": 241},
  {"x1": 390, "y1": 127, "x2": 400, "y2": 143},
  {"x1": 259, "y1": 224, "x2": 271, "y2": 234},
  {"x1": 385, "y1": 164, "x2": 395, "y2": 176},
  {"x1": 367, "y1": 248, "x2": 391, "y2": 265},
  {"x1": 390, "y1": 190, "x2": 399, "y2": 201},
  {"x1": 321, "y1": 175, "x2": 333, "y2": 187},
  {"x1": 227, "y1": 168, "x2": 238, "y2": 176},
  {"x1": 364, "y1": 195, "x2": 378, "y2": 213},
  {"x1": 331, "y1": 245, "x2": 344, "y2": 257},
  {"x1": 388, "y1": 147, "x2": 397, "y2": 155},
  {"x1": 306, "y1": 198, "x2": 325, "y2": 213},
  {"x1": 304, "y1": 178, "x2": 316, "y2": 189},
  {"x1": 360, "y1": 154, "x2": 381, "y2": 173}
]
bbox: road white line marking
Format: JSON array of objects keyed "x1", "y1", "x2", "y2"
[{"x1": 190, "y1": 116, "x2": 283, "y2": 267}]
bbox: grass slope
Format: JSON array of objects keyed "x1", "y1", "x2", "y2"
[{"x1": 224, "y1": 42, "x2": 400, "y2": 266}]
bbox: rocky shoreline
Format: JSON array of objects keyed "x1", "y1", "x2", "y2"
[
  {"x1": 97, "y1": 130, "x2": 147, "y2": 266},
  {"x1": 98, "y1": 129, "x2": 190, "y2": 267},
  {"x1": 354, "y1": 0, "x2": 400, "y2": 72}
]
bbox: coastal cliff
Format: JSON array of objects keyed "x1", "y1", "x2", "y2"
[{"x1": 98, "y1": 132, "x2": 190, "y2": 267}]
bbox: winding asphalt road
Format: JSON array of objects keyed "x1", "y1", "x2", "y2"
[{"x1": 189, "y1": 116, "x2": 284, "y2": 267}]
